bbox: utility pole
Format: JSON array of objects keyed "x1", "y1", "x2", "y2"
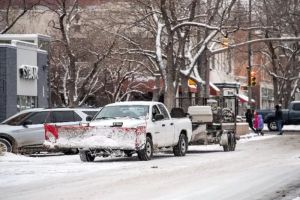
[{"x1": 247, "y1": 0, "x2": 252, "y2": 107}]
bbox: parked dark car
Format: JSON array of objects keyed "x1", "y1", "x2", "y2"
[{"x1": 257, "y1": 101, "x2": 300, "y2": 131}]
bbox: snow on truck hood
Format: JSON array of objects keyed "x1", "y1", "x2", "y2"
[{"x1": 89, "y1": 118, "x2": 147, "y2": 128}]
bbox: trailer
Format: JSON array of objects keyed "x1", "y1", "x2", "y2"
[{"x1": 188, "y1": 83, "x2": 240, "y2": 151}]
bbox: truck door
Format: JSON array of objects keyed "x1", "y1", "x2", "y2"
[
  {"x1": 289, "y1": 103, "x2": 300, "y2": 124},
  {"x1": 151, "y1": 105, "x2": 173, "y2": 147},
  {"x1": 157, "y1": 104, "x2": 175, "y2": 146}
]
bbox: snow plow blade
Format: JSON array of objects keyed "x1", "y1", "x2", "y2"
[{"x1": 44, "y1": 124, "x2": 146, "y2": 150}]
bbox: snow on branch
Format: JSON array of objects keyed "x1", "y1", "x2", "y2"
[
  {"x1": 211, "y1": 37, "x2": 300, "y2": 55},
  {"x1": 171, "y1": 22, "x2": 220, "y2": 32}
]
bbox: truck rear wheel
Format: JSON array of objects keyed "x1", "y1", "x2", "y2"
[
  {"x1": 137, "y1": 137, "x2": 153, "y2": 161},
  {"x1": 173, "y1": 134, "x2": 188, "y2": 156},
  {"x1": 267, "y1": 120, "x2": 284, "y2": 131},
  {"x1": 0, "y1": 138, "x2": 12, "y2": 153},
  {"x1": 79, "y1": 150, "x2": 95, "y2": 162}
]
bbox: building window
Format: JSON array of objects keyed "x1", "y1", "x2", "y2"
[{"x1": 17, "y1": 96, "x2": 37, "y2": 111}]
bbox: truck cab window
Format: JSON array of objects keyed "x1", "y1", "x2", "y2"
[
  {"x1": 293, "y1": 104, "x2": 300, "y2": 111},
  {"x1": 157, "y1": 104, "x2": 170, "y2": 119},
  {"x1": 152, "y1": 105, "x2": 160, "y2": 119}
]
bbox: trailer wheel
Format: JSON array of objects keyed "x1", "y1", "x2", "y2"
[
  {"x1": 79, "y1": 150, "x2": 95, "y2": 162},
  {"x1": 223, "y1": 144, "x2": 229, "y2": 152},
  {"x1": 223, "y1": 133, "x2": 235, "y2": 152},
  {"x1": 137, "y1": 136, "x2": 153, "y2": 161},
  {"x1": 173, "y1": 134, "x2": 188, "y2": 157},
  {"x1": 229, "y1": 133, "x2": 236, "y2": 151}
]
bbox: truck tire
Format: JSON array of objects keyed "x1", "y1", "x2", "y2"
[
  {"x1": 137, "y1": 137, "x2": 153, "y2": 161},
  {"x1": 173, "y1": 134, "x2": 188, "y2": 156},
  {"x1": 0, "y1": 138, "x2": 12, "y2": 153},
  {"x1": 267, "y1": 120, "x2": 284, "y2": 131},
  {"x1": 79, "y1": 150, "x2": 95, "y2": 162}
]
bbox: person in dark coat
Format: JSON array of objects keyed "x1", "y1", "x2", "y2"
[
  {"x1": 245, "y1": 108, "x2": 256, "y2": 133},
  {"x1": 275, "y1": 104, "x2": 284, "y2": 135}
]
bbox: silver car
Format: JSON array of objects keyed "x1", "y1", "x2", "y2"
[{"x1": 0, "y1": 108, "x2": 100, "y2": 153}]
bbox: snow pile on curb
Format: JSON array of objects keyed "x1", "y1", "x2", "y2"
[{"x1": 239, "y1": 133, "x2": 277, "y2": 143}]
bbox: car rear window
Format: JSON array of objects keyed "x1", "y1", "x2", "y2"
[{"x1": 51, "y1": 111, "x2": 81, "y2": 123}]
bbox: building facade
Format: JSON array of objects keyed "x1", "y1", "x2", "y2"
[{"x1": 0, "y1": 34, "x2": 50, "y2": 121}]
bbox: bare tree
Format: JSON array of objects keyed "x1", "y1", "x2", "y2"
[
  {"x1": 0, "y1": 0, "x2": 40, "y2": 34},
  {"x1": 46, "y1": 0, "x2": 150, "y2": 107},
  {"x1": 112, "y1": 0, "x2": 238, "y2": 110},
  {"x1": 45, "y1": 0, "x2": 117, "y2": 107},
  {"x1": 255, "y1": 0, "x2": 300, "y2": 107}
]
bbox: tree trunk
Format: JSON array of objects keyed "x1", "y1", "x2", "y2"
[{"x1": 181, "y1": 74, "x2": 190, "y2": 112}]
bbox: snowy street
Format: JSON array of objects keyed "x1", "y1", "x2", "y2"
[{"x1": 1, "y1": 133, "x2": 300, "y2": 200}]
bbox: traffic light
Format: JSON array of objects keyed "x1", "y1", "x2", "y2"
[{"x1": 250, "y1": 71, "x2": 256, "y2": 86}]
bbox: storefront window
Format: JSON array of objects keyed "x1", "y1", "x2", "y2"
[{"x1": 17, "y1": 96, "x2": 37, "y2": 111}]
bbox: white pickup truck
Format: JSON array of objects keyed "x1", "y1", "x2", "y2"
[{"x1": 46, "y1": 101, "x2": 192, "y2": 162}]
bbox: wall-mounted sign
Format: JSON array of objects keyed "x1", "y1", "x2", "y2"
[{"x1": 19, "y1": 65, "x2": 38, "y2": 80}]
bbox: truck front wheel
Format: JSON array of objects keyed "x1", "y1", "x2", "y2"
[
  {"x1": 173, "y1": 134, "x2": 188, "y2": 156},
  {"x1": 79, "y1": 150, "x2": 95, "y2": 162},
  {"x1": 137, "y1": 137, "x2": 153, "y2": 161}
]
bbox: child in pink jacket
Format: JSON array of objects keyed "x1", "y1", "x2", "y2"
[{"x1": 254, "y1": 112, "x2": 264, "y2": 136}]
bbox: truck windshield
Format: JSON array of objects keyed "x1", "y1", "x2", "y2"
[
  {"x1": 1, "y1": 112, "x2": 33, "y2": 126},
  {"x1": 94, "y1": 105, "x2": 149, "y2": 120}
]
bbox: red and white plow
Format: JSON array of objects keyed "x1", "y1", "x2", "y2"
[{"x1": 44, "y1": 124, "x2": 146, "y2": 151}]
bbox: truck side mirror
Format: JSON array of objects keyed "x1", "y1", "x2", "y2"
[
  {"x1": 86, "y1": 115, "x2": 93, "y2": 122},
  {"x1": 154, "y1": 114, "x2": 164, "y2": 121}
]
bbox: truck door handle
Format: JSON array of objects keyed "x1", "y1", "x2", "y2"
[
  {"x1": 162, "y1": 124, "x2": 165, "y2": 127},
  {"x1": 170, "y1": 123, "x2": 174, "y2": 125}
]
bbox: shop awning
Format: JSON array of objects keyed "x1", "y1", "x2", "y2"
[
  {"x1": 209, "y1": 82, "x2": 220, "y2": 96},
  {"x1": 188, "y1": 84, "x2": 197, "y2": 93},
  {"x1": 237, "y1": 93, "x2": 255, "y2": 103}
]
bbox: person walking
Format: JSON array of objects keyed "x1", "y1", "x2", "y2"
[
  {"x1": 275, "y1": 104, "x2": 284, "y2": 135},
  {"x1": 245, "y1": 108, "x2": 256, "y2": 133}
]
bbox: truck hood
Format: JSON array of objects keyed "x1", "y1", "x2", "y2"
[
  {"x1": 89, "y1": 118, "x2": 147, "y2": 128},
  {"x1": 0, "y1": 124, "x2": 23, "y2": 133}
]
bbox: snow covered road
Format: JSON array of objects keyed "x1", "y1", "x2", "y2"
[{"x1": 0, "y1": 133, "x2": 300, "y2": 200}]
